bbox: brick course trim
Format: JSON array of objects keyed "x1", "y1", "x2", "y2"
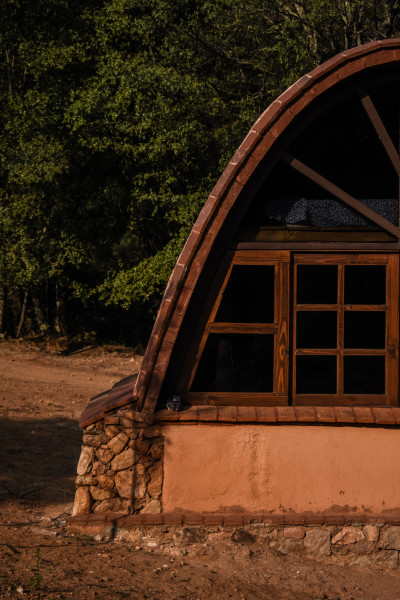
[
  {"x1": 68, "y1": 512, "x2": 399, "y2": 530},
  {"x1": 156, "y1": 405, "x2": 400, "y2": 426}
]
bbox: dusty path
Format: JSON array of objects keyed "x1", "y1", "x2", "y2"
[{"x1": 1, "y1": 339, "x2": 400, "y2": 599}]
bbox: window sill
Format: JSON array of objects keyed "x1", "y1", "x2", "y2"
[{"x1": 156, "y1": 405, "x2": 400, "y2": 425}]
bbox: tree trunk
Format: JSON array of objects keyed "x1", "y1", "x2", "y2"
[
  {"x1": 55, "y1": 283, "x2": 67, "y2": 336},
  {"x1": 16, "y1": 289, "x2": 28, "y2": 338},
  {"x1": 9, "y1": 288, "x2": 21, "y2": 337},
  {"x1": 0, "y1": 286, "x2": 5, "y2": 334},
  {"x1": 31, "y1": 287, "x2": 48, "y2": 332}
]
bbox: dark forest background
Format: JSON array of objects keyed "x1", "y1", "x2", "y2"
[{"x1": 1, "y1": 0, "x2": 400, "y2": 348}]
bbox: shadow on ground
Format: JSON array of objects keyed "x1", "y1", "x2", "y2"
[{"x1": 0, "y1": 417, "x2": 81, "y2": 507}]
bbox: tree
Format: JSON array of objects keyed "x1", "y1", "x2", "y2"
[{"x1": 1, "y1": 0, "x2": 400, "y2": 343}]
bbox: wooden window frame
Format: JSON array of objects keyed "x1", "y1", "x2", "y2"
[
  {"x1": 179, "y1": 250, "x2": 289, "y2": 406},
  {"x1": 178, "y1": 249, "x2": 399, "y2": 408},
  {"x1": 293, "y1": 253, "x2": 399, "y2": 407}
]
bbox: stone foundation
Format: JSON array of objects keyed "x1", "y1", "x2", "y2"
[
  {"x1": 67, "y1": 515, "x2": 400, "y2": 568},
  {"x1": 73, "y1": 406, "x2": 163, "y2": 516}
]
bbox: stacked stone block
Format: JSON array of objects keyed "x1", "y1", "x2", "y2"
[{"x1": 73, "y1": 406, "x2": 163, "y2": 516}]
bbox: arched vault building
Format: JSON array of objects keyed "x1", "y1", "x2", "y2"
[{"x1": 71, "y1": 39, "x2": 400, "y2": 528}]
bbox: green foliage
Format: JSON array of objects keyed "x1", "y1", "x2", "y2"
[
  {"x1": 1, "y1": 0, "x2": 400, "y2": 343},
  {"x1": 26, "y1": 547, "x2": 51, "y2": 590}
]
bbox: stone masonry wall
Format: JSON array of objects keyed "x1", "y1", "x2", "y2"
[
  {"x1": 67, "y1": 516, "x2": 400, "y2": 569},
  {"x1": 72, "y1": 406, "x2": 163, "y2": 516}
]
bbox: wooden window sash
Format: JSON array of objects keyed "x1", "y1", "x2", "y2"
[
  {"x1": 179, "y1": 250, "x2": 290, "y2": 399},
  {"x1": 178, "y1": 250, "x2": 398, "y2": 408},
  {"x1": 292, "y1": 253, "x2": 399, "y2": 406}
]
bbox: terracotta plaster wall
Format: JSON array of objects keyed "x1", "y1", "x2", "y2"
[{"x1": 162, "y1": 425, "x2": 400, "y2": 514}]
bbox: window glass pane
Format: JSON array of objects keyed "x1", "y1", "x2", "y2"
[
  {"x1": 344, "y1": 265, "x2": 386, "y2": 304},
  {"x1": 343, "y1": 356, "x2": 385, "y2": 394},
  {"x1": 215, "y1": 265, "x2": 274, "y2": 323},
  {"x1": 191, "y1": 334, "x2": 274, "y2": 392},
  {"x1": 296, "y1": 356, "x2": 337, "y2": 394},
  {"x1": 344, "y1": 312, "x2": 386, "y2": 349},
  {"x1": 297, "y1": 312, "x2": 337, "y2": 349},
  {"x1": 297, "y1": 265, "x2": 338, "y2": 304}
]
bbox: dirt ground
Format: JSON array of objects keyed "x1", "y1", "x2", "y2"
[{"x1": 2, "y1": 339, "x2": 400, "y2": 600}]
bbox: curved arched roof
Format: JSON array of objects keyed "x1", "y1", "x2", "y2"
[{"x1": 133, "y1": 38, "x2": 400, "y2": 415}]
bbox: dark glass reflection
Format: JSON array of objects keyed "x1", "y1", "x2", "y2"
[
  {"x1": 296, "y1": 356, "x2": 337, "y2": 394},
  {"x1": 344, "y1": 266, "x2": 386, "y2": 304},
  {"x1": 344, "y1": 312, "x2": 385, "y2": 349},
  {"x1": 216, "y1": 265, "x2": 274, "y2": 323},
  {"x1": 297, "y1": 265, "x2": 338, "y2": 304},
  {"x1": 343, "y1": 356, "x2": 385, "y2": 394},
  {"x1": 191, "y1": 334, "x2": 274, "y2": 392},
  {"x1": 297, "y1": 312, "x2": 337, "y2": 349}
]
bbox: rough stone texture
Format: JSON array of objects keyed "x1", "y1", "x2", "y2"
[
  {"x1": 83, "y1": 433, "x2": 106, "y2": 448},
  {"x1": 304, "y1": 528, "x2": 331, "y2": 556},
  {"x1": 91, "y1": 461, "x2": 106, "y2": 476},
  {"x1": 76, "y1": 475, "x2": 97, "y2": 486},
  {"x1": 107, "y1": 431, "x2": 129, "y2": 455},
  {"x1": 72, "y1": 486, "x2": 91, "y2": 516},
  {"x1": 93, "y1": 498, "x2": 131, "y2": 514},
  {"x1": 363, "y1": 525, "x2": 379, "y2": 542},
  {"x1": 378, "y1": 527, "x2": 400, "y2": 550},
  {"x1": 90, "y1": 485, "x2": 116, "y2": 501},
  {"x1": 133, "y1": 438, "x2": 151, "y2": 454},
  {"x1": 271, "y1": 538, "x2": 304, "y2": 555},
  {"x1": 283, "y1": 527, "x2": 305, "y2": 540},
  {"x1": 115, "y1": 470, "x2": 147, "y2": 500},
  {"x1": 105, "y1": 425, "x2": 120, "y2": 439},
  {"x1": 111, "y1": 448, "x2": 137, "y2": 471},
  {"x1": 77, "y1": 446, "x2": 94, "y2": 475},
  {"x1": 96, "y1": 447, "x2": 114, "y2": 464},
  {"x1": 143, "y1": 426, "x2": 161, "y2": 439},
  {"x1": 150, "y1": 439, "x2": 163, "y2": 460},
  {"x1": 332, "y1": 527, "x2": 365, "y2": 545},
  {"x1": 140, "y1": 499, "x2": 161, "y2": 514},
  {"x1": 232, "y1": 530, "x2": 256, "y2": 544},
  {"x1": 148, "y1": 462, "x2": 163, "y2": 498},
  {"x1": 74, "y1": 414, "x2": 164, "y2": 516},
  {"x1": 350, "y1": 550, "x2": 399, "y2": 569},
  {"x1": 97, "y1": 474, "x2": 115, "y2": 490}
]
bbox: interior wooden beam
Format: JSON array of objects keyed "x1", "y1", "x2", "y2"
[
  {"x1": 281, "y1": 153, "x2": 400, "y2": 239},
  {"x1": 359, "y1": 89, "x2": 400, "y2": 176}
]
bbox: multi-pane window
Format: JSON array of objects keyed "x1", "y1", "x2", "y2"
[
  {"x1": 182, "y1": 251, "x2": 399, "y2": 407},
  {"x1": 293, "y1": 254, "x2": 398, "y2": 405}
]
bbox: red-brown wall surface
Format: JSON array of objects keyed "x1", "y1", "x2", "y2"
[{"x1": 162, "y1": 425, "x2": 400, "y2": 515}]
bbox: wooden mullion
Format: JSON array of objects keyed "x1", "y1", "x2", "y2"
[
  {"x1": 295, "y1": 253, "x2": 389, "y2": 265},
  {"x1": 296, "y1": 304, "x2": 338, "y2": 311},
  {"x1": 282, "y1": 153, "x2": 400, "y2": 239},
  {"x1": 359, "y1": 89, "x2": 400, "y2": 176},
  {"x1": 183, "y1": 392, "x2": 288, "y2": 407},
  {"x1": 295, "y1": 395, "x2": 389, "y2": 407},
  {"x1": 234, "y1": 243, "x2": 400, "y2": 250},
  {"x1": 343, "y1": 304, "x2": 386, "y2": 311},
  {"x1": 232, "y1": 250, "x2": 290, "y2": 264},
  {"x1": 386, "y1": 254, "x2": 399, "y2": 405},
  {"x1": 207, "y1": 323, "x2": 278, "y2": 334},
  {"x1": 273, "y1": 263, "x2": 279, "y2": 396},
  {"x1": 338, "y1": 264, "x2": 344, "y2": 396},
  {"x1": 276, "y1": 261, "x2": 289, "y2": 397},
  {"x1": 295, "y1": 349, "x2": 338, "y2": 356},
  {"x1": 292, "y1": 263, "x2": 298, "y2": 400}
]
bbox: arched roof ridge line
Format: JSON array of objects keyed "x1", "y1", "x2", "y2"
[{"x1": 135, "y1": 38, "x2": 400, "y2": 413}]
